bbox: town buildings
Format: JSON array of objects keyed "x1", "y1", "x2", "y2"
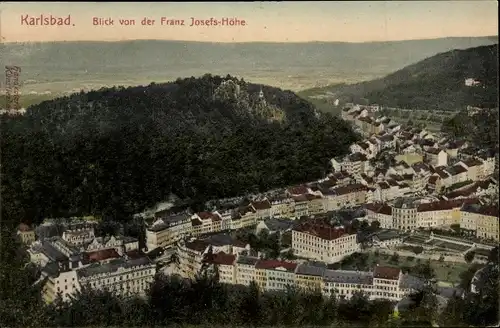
[
  {"x1": 27, "y1": 221, "x2": 152, "y2": 304},
  {"x1": 292, "y1": 220, "x2": 360, "y2": 263}
]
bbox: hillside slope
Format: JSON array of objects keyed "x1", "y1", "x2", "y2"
[
  {"x1": 0, "y1": 74, "x2": 359, "y2": 227},
  {"x1": 305, "y1": 44, "x2": 498, "y2": 111}
]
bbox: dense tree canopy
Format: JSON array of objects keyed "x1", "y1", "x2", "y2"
[
  {"x1": 441, "y1": 108, "x2": 499, "y2": 151},
  {"x1": 1, "y1": 74, "x2": 360, "y2": 229}
]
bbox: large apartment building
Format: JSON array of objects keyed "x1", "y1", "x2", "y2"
[
  {"x1": 460, "y1": 203, "x2": 499, "y2": 241},
  {"x1": 42, "y1": 255, "x2": 156, "y2": 304},
  {"x1": 32, "y1": 231, "x2": 153, "y2": 304},
  {"x1": 292, "y1": 220, "x2": 360, "y2": 263},
  {"x1": 365, "y1": 198, "x2": 499, "y2": 241}
]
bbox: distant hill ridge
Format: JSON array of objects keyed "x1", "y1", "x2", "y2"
[
  {"x1": 1, "y1": 36, "x2": 497, "y2": 92},
  {"x1": 313, "y1": 44, "x2": 499, "y2": 111}
]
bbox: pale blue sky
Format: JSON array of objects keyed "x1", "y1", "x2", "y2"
[{"x1": 1, "y1": 1, "x2": 498, "y2": 42}]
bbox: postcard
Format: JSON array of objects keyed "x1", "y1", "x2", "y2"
[{"x1": 0, "y1": 2, "x2": 498, "y2": 328}]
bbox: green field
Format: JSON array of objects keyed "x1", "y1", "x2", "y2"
[
  {"x1": 0, "y1": 94, "x2": 58, "y2": 110},
  {"x1": 378, "y1": 107, "x2": 459, "y2": 132},
  {"x1": 338, "y1": 251, "x2": 472, "y2": 284}
]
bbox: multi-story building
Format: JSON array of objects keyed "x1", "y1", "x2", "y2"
[
  {"x1": 477, "y1": 152, "x2": 496, "y2": 177},
  {"x1": 416, "y1": 198, "x2": 474, "y2": 228},
  {"x1": 460, "y1": 203, "x2": 499, "y2": 241},
  {"x1": 331, "y1": 265, "x2": 419, "y2": 301},
  {"x1": 42, "y1": 256, "x2": 156, "y2": 304},
  {"x1": 292, "y1": 220, "x2": 360, "y2": 263},
  {"x1": 292, "y1": 194, "x2": 310, "y2": 218},
  {"x1": 391, "y1": 199, "x2": 418, "y2": 231},
  {"x1": 17, "y1": 223, "x2": 36, "y2": 245},
  {"x1": 295, "y1": 263, "x2": 326, "y2": 291},
  {"x1": 61, "y1": 223, "x2": 96, "y2": 246},
  {"x1": 269, "y1": 196, "x2": 295, "y2": 219},
  {"x1": 307, "y1": 194, "x2": 325, "y2": 215},
  {"x1": 177, "y1": 239, "x2": 211, "y2": 279},
  {"x1": 365, "y1": 198, "x2": 479, "y2": 230},
  {"x1": 236, "y1": 256, "x2": 259, "y2": 286},
  {"x1": 328, "y1": 183, "x2": 368, "y2": 209},
  {"x1": 210, "y1": 252, "x2": 237, "y2": 284},
  {"x1": 331, "y1": 153, "x2": 369, "y2": 176},
  {"x1": 191, "y1": 212, "x2": 223, "y2": 236},
  {"x1": 146, "y1": 212, "x2": 192, "y2": 250},
  {"x1": 256, "y1": 260, "x2": 297, "y2": 292},
  {"x1": 424, "y1": 148, "x2": 448, "y2": 167},
  {"x1": 231, "y1": 206, "x2": 257, "y2": 230},
  {"x1": 458, "y1": 158, "x2": 484, "y2": 182},
  {"x1": 251, "y1": 199, "x2": 272, "y2": 221},
  {"x1": 447, "y1": 165, "x2": 469, "y2": 186},
  {"x1": 365, "y1": 203, "x2": 393, "y2": 228}
]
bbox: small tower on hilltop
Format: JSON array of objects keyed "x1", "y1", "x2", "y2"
[{"x1": 258, "y1": 86, "x2": 266, "y2": 105}]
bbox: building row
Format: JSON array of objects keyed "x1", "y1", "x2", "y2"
[
  {"x1": 19, "y1": 222, "x2": 156, "y2": 304},
  {"x1": 200, "y1": 251, "x2": 423, "y2": 302},
  {"x1": 365, "y1": 198, "x2": 499, "y2": 241},
  {"x1": 146, "y1": 181, "x2": 371, "y2": 250}
]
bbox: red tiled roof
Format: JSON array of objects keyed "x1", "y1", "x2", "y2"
[
  {"x1": 85, "y1": 248, "x2": 120, "y2": 262},
  {"x1": 239, "y1": 206, "x2": 256, "y2": 215},
  {"x1": 287, "y1": 185, "x2": 309, "y2": 195},
  {"x1": 292, "y1": 194, "x2": 308, "y2": 202},
  {"x1": 359, "y1": 142, "x2": 370, "y2": 150},
  {"x1": 294, "y1": 221, "x2": 349, "y2": 241},
  {"x1": 192, "y1": 218, "x2": 203, "y2": 226},
  {"x1": 387, "y1": 179, "x2": 399, "y2": 187},
  {"x1": 426, "y1": 148, "x2": 442, "y2": 155},
  {"x1": 462, "y1": 204, "x2": 499, "y2": 217},
  {"x1": 428, "y1": 176, "x2": 439, "y2": 184},
  {"x1": 449, "y1": 165, "x2": 468, "y2": 175},
  {"x1": 18, "y1": 223, "x2": 32, "y2": 232},
  {"x1": 417, "y1": 198, "x2": 479, "y2": 212},
  {"x1": 378, "y1": 182, "x2": 390, "y2": 190},
  {"x1": 255, "y1": 259, "x2": 297, "y2": 271},
  {"x1": 374, "y1": 266, "x2": 401, "y2": 280},
  {"x1": 434, "y1": 168, "x2": 451, "y2": 179},
  {"x1": 462, "y1": 158, "x2": 483, "y2": 167},
  {"x1": 333, "y1": 183, "x2": 368, "y2": 195},
  {"x1": 402, "y1": 174, "x2": 414, "y2": 180},
  {"x1": 252, "y1": 199, "x2": 272, "y2": 210},
  {"x1": 185, "y1": 240, "x2": 210, "y2": 253},
  {"x1": 211, "y1": 252, "x2": 236, "y2": 266},
  {"x1": 126, "y1": 250, "x2": 146, "y2": 259},
  {"x1": 197, "y1": 211, "x2": 221, "y2": 222},
  {"x1": 365, "y1": 203, "x2": 392, "y2": 215}
]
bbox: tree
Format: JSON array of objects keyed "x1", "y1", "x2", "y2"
[
  {"x1": 487, "y1": 246, "x2": 498, "y2": 265},
  {"x1": 413, "y1": 261, "x2": 436, "y2": 281},
  {"x1": 0, "y1": 227, "x2": 47, "y2": 328},
  {"x1": 237, "y1": 281, "x2": 263, "y2": 325},
  {"x1": 168, "y1": 252, "x2": 180, "y2": 270},
  {"x1": 390, "y1": 252, "x2": 400, "y2": 264},
  {"x1": 370, "y1": 220, "x2": 381, "y2": 231},
  {"x1": 450, "y1": 224, "x2": 461, "y2": 234},
  {"x1": 413, "y1": 246, "x2": 424, "y2": 255},
  {"x1": 464, "y1": 251, "x2": 475, "y2": 263}
]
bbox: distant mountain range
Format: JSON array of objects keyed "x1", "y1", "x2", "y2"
[
  {"x1": 303, "y1": 44, "x2": 498, "y2": 111},
  {"x1": 0, "y1": 36, "x2": 497, "y2": 94}
]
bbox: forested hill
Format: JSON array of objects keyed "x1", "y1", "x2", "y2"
[
  {"x1": 1, "y1": 74, "x2": 360, "y2": 228},
  {"x1": 321, "y1": 44, "x2": 498, "y2": 110}
]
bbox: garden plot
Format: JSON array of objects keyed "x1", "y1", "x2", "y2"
[{"x1": 426, "y1": 239, "x2": 471, "y2": 252}]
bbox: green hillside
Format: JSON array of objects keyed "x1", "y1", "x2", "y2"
[
  {"x1": 302, "y1": 44, "x2": 498, "y2": 112},
  {"x1": 0, "y1": 74, "x2": 360, "y2": 227}
]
